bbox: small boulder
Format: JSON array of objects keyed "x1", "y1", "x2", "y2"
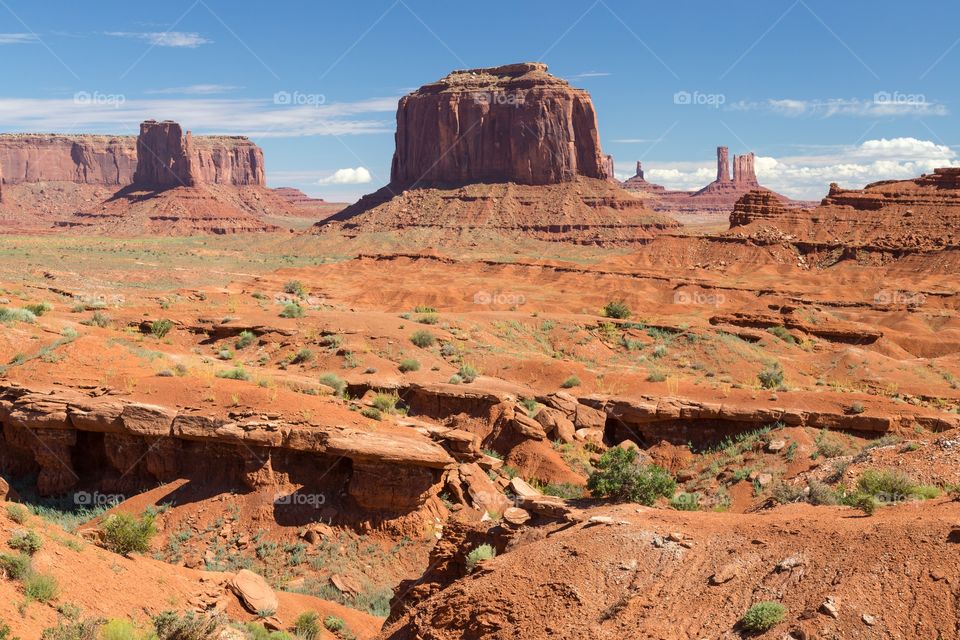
[
  {"x1": 709, "y1": 562, "x2": 740, "y2": 585},
  {"x1": 767, "y1": 439, "x2": 787, "y2": 453},
  {"x1": 229, "y1": 569, "x2": 279, "y2": 614},
  {"x1": 574, "y1": 403, "x2": 607, "y2": 430},
  {"x1": 503, "y1": 507, "x2": 531, "y2": 526},
  {"x1": 819, "y1": 596, "x2": 840, "y2": 619},
  {"x1": 509, "y1": 477, "x2": 541, "y2": 499}
]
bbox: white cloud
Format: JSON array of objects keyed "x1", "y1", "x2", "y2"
[
  {"x1": 0, "y1": 33, "x2": 38, "y2": 44},
  {"x1": 617, "y1": 137, "x2": 959, "y2": 200},
  {"x1": 729, "y1": 97, "x2": 948, "y2": 118},
  {"x1": 318, "y1": 167, "x2": 372, "y2": 185},
  {"x1": 107, "y1": 31, "x2": 211, "y2": 48},
  {"x1": 0, "y1": 96, "x2": 398, "y2": 138},
  {"x1": 145, "y1": 84, "x2": 240, "y2": 95}
]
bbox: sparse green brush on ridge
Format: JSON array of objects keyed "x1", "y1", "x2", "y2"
[
  {"x1": 284, "y1": 280, "x2": 305, "y2": 297},
  {"x1": 216, "y1": 366, "x2": 250, "y2": 381},
  {"x1": 0, "y1": 308, "x2": 36, "y2": 324},
  {"x1": 8, "y1": 529, "x2": 42, "y2": 555},
  {"x1": 101, "y1": 512, "x2": 156, "y2": 556},
  {"x1": 465, "y1": 544, "x2": 496, "y2": 571},
  {"x1": 24, "y1": 573, "x2": 58, "y2": 602},
  {"x1": 399, "y1": 358, "x2": 420, "y2": 372},
  {"x1": 588, "y1": 448, "x2": 676, "y2": 506},
  {"x1": 602, "y1": 300, "x2": 631, "y2": 319},
  {"x1": 319, "y1": 373, "x2": 347, "y2": 397},
  {"x1": 741, "y1": 602, "x2": 786, "y2": 632},
  {"x1": 280, "y1": 302, "x2": 304, "y2": 318},
  {"x1": 235, "y1": 330, "x2": 257, "y2": 349},
  {"x1": 150, "y1": 319, "x2": 173, "y2": 338},
  {"x1": 560, "y1": 375, "x2": 580, "y2": 388},
  {"x1": 410, "y1": 330, "x2": 436, "y2": 348}
]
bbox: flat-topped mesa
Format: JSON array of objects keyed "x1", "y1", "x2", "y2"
[
  {"x1": 0, "y1": 134, "x2": 137, "y2": 185},
  {"x1": 390, "y1": 62, "x2": 609, "y2": 187},
  {"x1": 133, "y1": 120, "x2": 199, "y2": 188},
  {"x1": 0, "y1": 127, "x2": 265, "y2": 190}
]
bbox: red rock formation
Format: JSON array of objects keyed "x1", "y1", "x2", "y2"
[
  {"x1": 133, "y1": 120, "x2": 198, "y2": 188},
  {"x1": 732, "y1": 152, "x2": 759, "y2": 188},
  {"x1": 729, "y1": 167, "x2": 960, "y2": 250},
  {"x1": 621, "y1": 147, "x2": 814, "y2": 216},
  {"x1": 716, "y1": 146, "x2": 731, "y2": 183},
  {"x1": 0, "y1": 129, "x2": 265, "y2": 189},
  {"x1": 620, "y1": 161, "x2": 665, "y2": 193},
  {"x1": 0, "y1": 135, "x2": 137, "y2": 185},
  {"x1": 390, "y1": 62, "x2": 609, "y2": 187},
  {"x1": 322, "y1": 62, "x2": 678, "y2": 245}
]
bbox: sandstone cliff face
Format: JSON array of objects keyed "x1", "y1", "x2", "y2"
[
  {"x1": 133, "y1": 120, "x2": 197, "y2": 188},
  {"x1": 390, "y1": 62, "x2": 609, "y2": 187},
  {"x1": 728, "y1": 167, "x2": 960, "y2": 250},
  {"x1": 0, "y1": 126, "x2": 266, "y2": 190},
  {"x1": 0, "y1": 135, "x2": 136, "y2": 185}
]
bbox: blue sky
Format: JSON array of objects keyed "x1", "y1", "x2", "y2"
[{"x1": 2, "y1": 0, "x2": 959, "y2": 201}]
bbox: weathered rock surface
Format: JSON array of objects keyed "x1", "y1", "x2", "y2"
[
  {"x1": 391, "y1": 62, "x2": 608, "y2": 187},
  {"x1": 621, "y1": 146, "x2": 814, "y2": 216},
  {"x1": 133, "y1": 120, "x2": 197, "y2": 188},
  {"x1": 729, "y1": 168, "x2": 960, "y2": 251},
  {"x1": 229, "y1": 569, "x2": 279, "y2": 614},
  {"x1": 320, "y1": 63, "x2": 679, "y2": 245}
]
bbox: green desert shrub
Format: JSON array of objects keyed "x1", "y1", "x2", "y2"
[
  {"x1": 323, "y1": 616, "x2": 344, "y2": 633},
  {"x1": 235, "y1": 330, "x2": 257, "y2": 349},
  {"x1": 587, "y1": 448, "x2": 676, "y2": 506},
  {"x1": 24, "y1": 573, "x2": 58, "y2": 602},
  {"x1": 150, "y1": 319, "x2": 173, "y2": 339},
  {"x1": 560, "y1": 375, "x2": 580, "y2": 389},
  {"x1": 5, "y1": 504, "x2": 28, "y2": 525},
  {"x1": 8, "y1": 529, "x2": 42, "y2": 555},
  {"x1": 151, "y1": 611, "x2": 220, "y2": 640},
  {"x1": 100, "y1": 619, "x2": 155, "y2": 640},
  {"x1": 0, "y1": 552, "x2": 31, "y2": 579},
  {"x1": 766, "y1": 325, "x2": 796, "y2": 344},
  {"x1": 290, "y1": 348, "x2": 314, "y2": 364},
  {"x1": 293, "y1": 612, "x2": 321, "y2": 640},
  {"x1": 669, "y1": 492, "x2": 700, "y2": 511},
  {"x1": 101, "y1": 512, "x2": 156, "y2": 556},
  {"x1": 465, "y1": 544, "x2": 496, "y2": 572},
  {"x1": 216, "y1": 366, "x2": 250, "y2": 381},
  {"x1": 279, "y1": 303, "x2": 304, "y2": 319},
  {"x1": 410, "y1": 330, "x2": 436, "y2": 348},
  {"x1": 602, "y1": 300, "x2": 631, "y2": 319},
  {"x1": 372, "y1": 393, "x2": 399, "y2": 413},
  {"x1": 318, "y1": 373, "x2": 347, "y2": 397},
  {"x1": 0, "y1": 308, "x2": 36, "y2": 324},
  {"x1": 284, "y1": 280, "x2": 305, "y2": 297},
  {"x1": 360, "y1": 407, "x2": 382, "y2": 421},
  {"x1": 83, "y1": 311, "x2": 110, "y2": 328},
  {"x1": 758, "y1": 362, "x2": 784, "y2": 389},
  {"x1": 740, "y1": 601, "x2": 786, "y2": 632},
  {"x1": 24, "y1": 302, "x2": 52, "y2": 317},
  {"x1": 457, "y1": 364, "x2": 478, "y2": 383},
  {"x1": 398, "y1": 358, "x2": 420, "y2": 373}
]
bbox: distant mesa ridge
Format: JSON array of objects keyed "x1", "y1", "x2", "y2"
[{"x1": 0, "y1": 122, "x2": 265, "y2": 190}]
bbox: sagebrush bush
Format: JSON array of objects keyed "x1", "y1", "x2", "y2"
[
  {"x1": 740, "y1": 601, "x2": 786, "y2": 632},
  {"x1": 465, "y1": 544, "x2": 496, "y2": 572},
  {"x1": 758, "y1": 362, "x2": 784, "y2": 389},
  {"x1": 216, "y1": 366, "x2": 250, "y2": 381},
  {"x1": 284, "y1": 280, "x2": 305, "y2": 297},
  {"x1": 318, "y1": 373, "x2": 347, "y2": 397},
  {"x1": 235, "y1": 330, "x2": 257, "y2": 349},
  {"x1": 279, "y1": 303, "x2": 304, "y2": 319},
  {"x1": 101, "y1": 512, "x2": 156, "y2": 556},
  {"x1": 0, "y1": 308, "x2": 36, "y2": 324},
  {"x1": 323, "y1": 616, "x2": 345, "y2": 633},
  {"x1": 0, "y1": 552, "x2": 31, "y2": 579},
  {"x1": 152, "y1": 611, "x2": 221, "y2": 640},
  {"x1": 560, "y1": 375, "x2": 580, "y2": 389},
  {"x1": 24, "y1": 302, "x2": 52, "y2": 317},
  {"x1": 8, "y1": 529, "x2": 42, "y2": 555},
  {"x1": 602, "y1": 300, "x2": 631, "y2": 319},
  {"x1": 458, "y1": 364, "x2": 478, "y2": 383},
  {"x1": 587, "y1": 448, "x2": 676, "y2": 506},
  {"x1": 150, "y1": 319, "x2": 173, "y2": 339},
  {"x1": 410, "y1": 330, "x2": 436, "y2": 348},
  {"x1": 293, "y1": 612, "x2": 320, "y2": 640},
  {"x1": 24, "y1": 572, "x2": 58, "y2": 602},
  {"x1": 398, "y1": 358, "x2": 420, "y2": 373},
  {"x1": 767, "y1": 325, "x2": 796, "y2": 344},
  {"x1": 5, "y1": 504, "x2": 28, "y2": 524}
]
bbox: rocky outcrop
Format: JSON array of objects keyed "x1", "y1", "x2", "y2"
[
  {"x1": 320, "y1": 63, "x2": 679, "y2": 245},
  {"x1": 0, "y1": 383, "x2": 454, "y2": 506},
  {"x1": 133, "y1": 120, "x2": 197, "y2": 188},
  {"x1": 0, "y1": 126, "x2": 266, "y2": 190},
  {"x1": 391, "y1": 62, "x2": 608, "y2": 187},
  {"x1": 620, "y1": 146, "x2": 813, "y2": 216},
  {"x1": 0, "y1": 135, "x2": 137, "y2": 186},
  {"x1": 728, "y1": 168, "x2": 960, "y2": 251}
]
